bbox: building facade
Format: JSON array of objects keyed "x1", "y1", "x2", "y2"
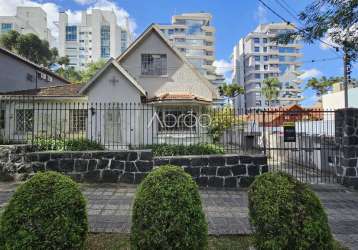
[
  {"x1": 233, "y1": 23, "x2": 303, "y2": 109},
  {"x1": 157, "y1": 13, "x2": 217, "y2": 82},
  {"x1": 0, "y1": 6, "x2": 54, "y2": 47},
  {"x1": 58, "y1": 9, "x2": 131, "y2": 70}
]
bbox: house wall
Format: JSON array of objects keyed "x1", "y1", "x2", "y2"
[
  {"x1": 0, "y1": 52, "x2": 67, "y2": 92},
  {"x1": 322, "y1": 88, "x2": 358, "y2": 109},
  {"x1": 120, "y1": 31, "x2": 214, "y2": 101}
]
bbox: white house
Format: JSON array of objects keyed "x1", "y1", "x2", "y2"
[{"x1": 0, "y1": 24, "x2": 218, "y2": 149}]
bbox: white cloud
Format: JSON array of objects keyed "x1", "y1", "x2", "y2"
[
  {"x1": 0, "y1": 0, "x2": 137, "y2": 42},
  {"x1": 299, "y1": 68, "x2": 322, "y2": 80},
  {"x1": 213, "y1": 59, "x2": 233, "y2": 83},
  {"x1": 74, "y1": 0, "x2": 95, "y2": 5},
  {"x1": 254, "y1": 3, "x2": 268, "y2": 24}
]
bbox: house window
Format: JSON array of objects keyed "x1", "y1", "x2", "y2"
[
  {"x1": 158, "y1": 110, "x2": 197, "y2": 133},
  {"x1": 69, "y1": 109, "x2": 88, "y2": 133},
  {"x1": 1, "y1": 23, "x2": 13, "y2": 33},
  {"x1": 65, "y1": 26, "x2": 77, "y2": 41},
  {"x1": 26, "y1": 73, "x2": 33, "y2": 82},
  {"x1": 0, "y1": 110, "x2": 5, "y2": 129},
  {"x1": 141, "y1": 54, "x2": 167, "y2": 76},
  {"x1": 16, "y1": 109, "x2": 34, "y2": 133}
]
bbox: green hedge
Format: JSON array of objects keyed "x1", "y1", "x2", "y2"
[
  {"x1": 248, "y1": 172, "x2": 333, "y2": 250},
  {"x1": 0, "y1": 171, "x2": 88, "y2": 249},
  {"x1": 131, "y1": 165, "x2": 208, "y2": 249},
  {"x1": 144, "y1": 143, "x2": 224, "y2": 156},
  {"x1": 33, "y1": 137, "x2": 104, "y2": 151}
]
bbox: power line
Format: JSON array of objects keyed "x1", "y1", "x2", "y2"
[
  {"x1": 274, "y1": 0, "x2": 301, "y2": 23},
  {"x1": 257, "y1": 0, "x2": 342, "y2": 57}
]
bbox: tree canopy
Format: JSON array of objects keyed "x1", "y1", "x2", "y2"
[{"x1": 218, "y1": 83, "x2": 244, "y2": 98}]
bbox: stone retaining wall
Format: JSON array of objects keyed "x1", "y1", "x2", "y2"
[{"x1": 0, "y1": 145, "x2": 267, "y2": 188}]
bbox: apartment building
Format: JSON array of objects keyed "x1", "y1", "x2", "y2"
[
  {"x1": 157, "y1": 12, "x2": 217, "y2": 82},
  {"x1": 233, "y1": 23, "x2": 303, "y2": 109},
  {"x1": 58, "y1": 9, "x2": 131, "y2": 70},
  {"x1": 0, "y1": 6, "x2": 54, "y2": 47}
]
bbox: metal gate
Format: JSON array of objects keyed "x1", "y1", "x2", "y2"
[{"x1": 261, "y1": 108, "x2": 338, "y2": 184}]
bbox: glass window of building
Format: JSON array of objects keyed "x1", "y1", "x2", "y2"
[
  {"x1": 65, "y1": 26, "x2": 77, "y2": 41},
  {"x1": 1, "y1": 23, "x2": 13, "y2": 33},
  {"x1": 186, "y1": 39, "x2": 204, "y2": 46},
  {"x1": 254, "y1": 38, "x2": 260, "y2": 43},
  {"x1": 186, "y1": 20, "x2": 203, "y2": 35},
  {"x1": 254, "y1": 56, "x2": 260, "y2": 61},
  {"x1": 186, "y1": 49, "x2": 204, "y2": 56},
  {"x1": 255, "y1": 65, "x2": 260, "y2": 70},
  {"x1": 255, "y1": 73, "x2": 261, "y2": 79},
  {"x1": 100, "y1": 25, "x2": 110, "y2": 58},
  {"x1": 141, "y1": 54, "x2": 167, "y2": 76},
  {"x1": 264, "y1": 65, "x2": 268, "y2": 70},
  {"x1": 263, "y1": 56, "x2": 268, "y2": 61},
  {"x1": 254, "y1": 47, "x2": 260, "y2": 52},
  {"x1": 263, "y1": 38, "x2": 267, "y2": 43},
  {"x1": 263, "y1": 47, "x2": 267, "y2": 52}
]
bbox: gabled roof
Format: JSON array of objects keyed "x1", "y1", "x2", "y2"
[
  {"x1": 1, "y1": 84, "x2": 84, "y2": 97},
  {"x1": 116, "y1": 24, "x2": 218, "y2": 100},
  {"x1": 0, "y1": 47, "x2": 72, "y2": 84},
  {"x1": 79, "y1": 58, "x2": 146, "y2": 96}
]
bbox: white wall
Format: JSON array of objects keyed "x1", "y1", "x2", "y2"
[{"x1": 322, "y1": 87, "x2": 358, "y2": 109}]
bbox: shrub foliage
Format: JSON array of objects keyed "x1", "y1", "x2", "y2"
[
  {"x1": 248, "y1": 172, "x2": 333, "y2": 250},
  {"x1": 144, "y1": 143, "x2": 224, "y2": 156},
  {"x1": 0, "y1": 171, "x2": 88, "y2": 249},
  {"x1": 33, "y1": 137, "x2": 104, "y2": 151},
  {"x1": 131, "y1": 165, "x2": 208, "y2": 250}
]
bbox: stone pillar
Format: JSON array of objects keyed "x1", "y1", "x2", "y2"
[{"x1": 335, "y1": 108, "x2": 358, "y2": 189}]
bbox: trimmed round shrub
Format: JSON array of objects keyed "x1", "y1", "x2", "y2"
[
  {"x1": 131, "y1": 165, "x2": 208, "y2": 250},
  {"x1": 0, "y1": 171, "x2": 88, "y2": 249},
  {"x1": 248, "y1": 172, "x2": 333, "y2": 250}
]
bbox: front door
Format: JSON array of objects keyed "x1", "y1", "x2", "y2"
[{"x1": 104, "y1": 109, "x2": 121, "y2": 148}]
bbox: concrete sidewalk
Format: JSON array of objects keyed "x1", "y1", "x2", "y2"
[{"x1": 0, "y1": 182, "x2": 357, "y2": 249}]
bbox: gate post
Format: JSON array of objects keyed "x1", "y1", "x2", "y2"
[
  {"x1": 335, "y1": 108, "x2": 358, "y2": 189},
  {"x1": 263, "y1": 110, "x2": 266, "y2": 155}
]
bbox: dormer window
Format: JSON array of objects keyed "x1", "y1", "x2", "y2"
[{"x1": 141, "y1": 54, "x2": 167, "y2": 76}]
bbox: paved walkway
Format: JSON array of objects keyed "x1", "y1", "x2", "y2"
[{"x1": 0, "y1": 182, "x2": 357, "y2": 249}]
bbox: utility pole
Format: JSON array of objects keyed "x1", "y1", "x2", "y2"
[{"x1": 343, "y1": 49, "x2": 351, "y2": 108}]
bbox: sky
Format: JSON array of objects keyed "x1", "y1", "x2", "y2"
[{"x1": 1, "y1": 0, "x2": 356, "y2": 106}]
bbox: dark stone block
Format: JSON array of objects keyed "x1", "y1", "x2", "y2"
[
  {"x1": 71, "y1": 152, "x2": 92, "y2": 159},
  {"x1": 196, "y1": 176, "x2": 208, "y2": 187},
  {"x1": 38, "y1": 153, "x2": 51, "y2": 162},
  {"x1": 88, "y1": 159, "x2": 97, "y2": 171},
  {"x1": 92, "y1": 152, "x2": 115, "y2": 159},
  {"x1": 208, "y1": 176, "x2": 224, "y2": 188},
  {"x1": 239, "y1": 176, "x2": 255, "y2": 188},
  {"x1": 231, "y1": 164, "x2": 247, "y2": 176},
  {"x1": 136, "y1": 161, "x2": 153, "y2": 172},
  {"x1": 153, "y1": 158, "x2": 170, "y2": 166},
  {"x1": 224, "y1": 177, "x2": 238, "y2": 188},
  {"x1": 17, "y1": 164, "x2": 32, "y2": 174},
  {"x1": 46, "y1": 160, "x2": 59, "y2": 172},
  {"x1": 252, "y1": 156, "x2": 267, "y2": 165},
  {"x1": 343, "y1": 147, "x2": 356, "y2": 158},
  {"x1": 9, "y1": 154, "x2": 22, "y2": 163},
  {"x1": 120, "y1": 172, "x2": 135, "y2": 184},
  {"x1": 59, "y1": 159, "x2": 74, "y2": 172},
  {"x1": 217, "y1": 167, "x2": 232, "y2": 176},
  {"x1": 125, "y1": 162, "x2": 137, "y2": 172},
  {"x1": 191, "y1": 157, "x2": 209, "y2": 167},
  {"x1": 226, "y1": 156, "x2": 239, "y2": 165},
  {"x1": 51, "y1": 153, "x2": 71, "y2": 159},
  {"x1": 139, "y1": 151, "x2": 153, "y2": 161},
  {"x1": 184, "y1": 166, "x2": 200, "y2": 177},
  {"x1": 248, "y1": 164, "x2": 260, "y2": 176},
  {"x1": 32, "y1": 162, "x2": 45, "y2": 172},
  {"x1": 345, "y1": 126, "x2": 355, "y2": 136},
  {"x1": 200, "y1": 166, "x2": 217, "y2": 176},
  {"x1": 83, "y1": 170, "x2": 101, "y2": 182},
  {"x1": 102, "y1": 170, "x2": 120, "y2": 183},
  {"x1": 239, "y1": 156, "x2": 252, "y2": 164},
  {"x1": 261, "y1": 165, "x2": 269, "y2": 173},
  {"x1": 97, "y1": 159, "x2": 109, "y2": 169},
  {"x1": 208, "y1": 156, "x2": 225, "y2": 166},
  {"x1": 345, "y1": 167, "x2": 357, "y2": 177},
  {"x1": 110, "y1": 160, "x2": 125, "y2": 170},
  {"x1": 67, "y1": 173, "x2": 82, "y2": 182},
  {"x1": 134, "y1": 172, "x2": 148, "y2": 184},
  {"x1": 74, "y1": 159, "x2": 88, "y2": 172},
  {"x1": 342, "y1": 158, "x2": 357, "y2": 167},
  {"x1": 127, "y1": 152, "x2": 138, "y2": 161},
  {"x1": 336, "y1": 166, "x2": 344, "y2": 175},
  {"x1": 343, "y1": 136, "x2": 358, "y2": 146},
  {"x1": 170, "y1": 157, "x2": 191, "y2": 166},
  {"x1": 24, "y1": 153, "x2": 38, "y2": 162},
  {"x1": 114, "y1": 152, "x2": 128, "y2": 161}
]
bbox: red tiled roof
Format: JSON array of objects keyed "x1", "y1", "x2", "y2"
[
  {"x1": 2, "y1": 84, "x2": 84, "y2": 97},
  {"x1": 147, "y1": 92, "x2": 211, "y2": 103}
]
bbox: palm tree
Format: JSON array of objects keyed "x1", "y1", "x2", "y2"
[
  {"x1": 262, "y1": 78, "x2": 280, "y2": 107},
  {"x1": 218, "y1": 83, "x2": 244, "y2": 106}
]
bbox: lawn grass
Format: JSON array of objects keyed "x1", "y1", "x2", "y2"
[
  {"x1": 85, "y1": 233, "x2": 348, "y2": 250},
  {"x1": 85, "y1": 234, "x2": 253, "y2": 250}
]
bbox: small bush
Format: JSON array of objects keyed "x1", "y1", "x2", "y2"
[
  {"x1": 131, "y1": 165, "x2": 208, "y2": 250},
  {"x1": 0, "y1": 171, "x2": 88, "y2": 249},
  {"x1": 248, "y1": 172, "x2": 333, "y2": 250},
  {"x1": 144, "y1": 143, "x2": 224, "y2": 156},
  {"x1": 33, "y1": 137, "x2": 104, "y2": 151}
]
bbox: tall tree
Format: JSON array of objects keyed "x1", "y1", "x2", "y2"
[
  {"x1": 218, "y1": 83, "x2": 244, "y2": 98},
  {"x1": 80, "y1": 60, "x2": 107, "y2": 83},
  {"x1": 262, "y1": 78, "x2": 280, "y2": 107},
  {"x1": 56, "y1": 67, "x2": 82, "y2": 84},
  {"x1": 0, "y1": 30, "x2": 20, "y2": 51},
  {"x1": 306, "y1": 77, "x2": 335, "y2": 100}
]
